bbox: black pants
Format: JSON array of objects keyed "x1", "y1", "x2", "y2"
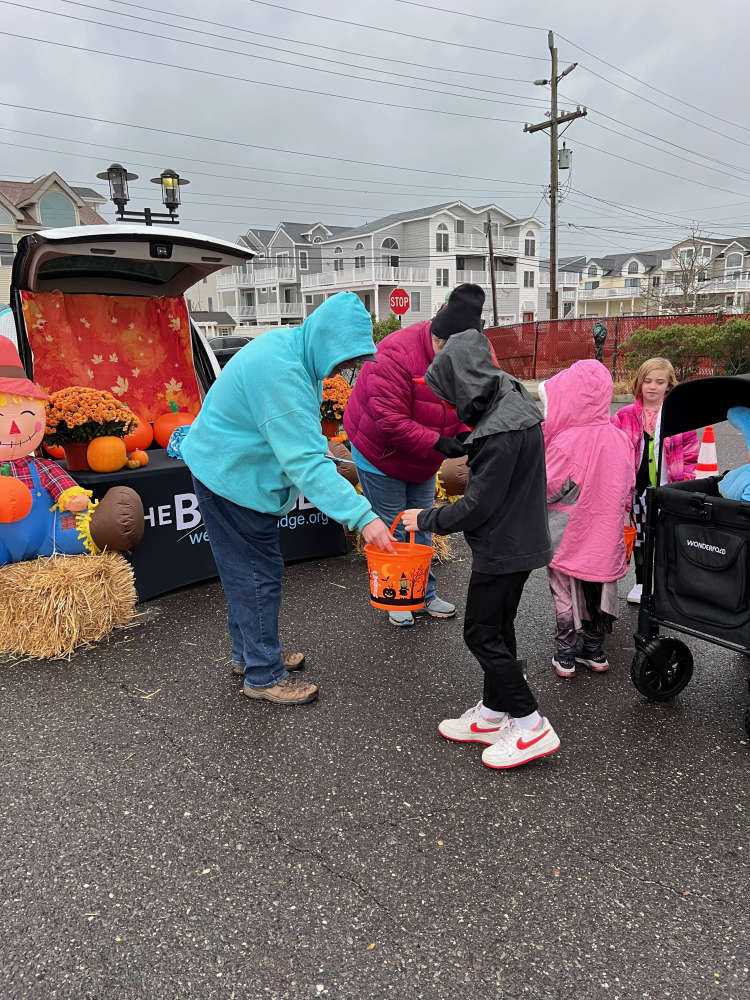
[{"x1": 464, "y1": 570, "x2": 538, "y2": 717}]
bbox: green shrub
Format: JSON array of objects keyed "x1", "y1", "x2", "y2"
[
  {"x1": 703, "y1": 318, "x2": 750, "y2": 376},
  {"x1": 622, "y1": 323, "x2": 712, "y2": 381},
  {"x1": 371, "y1": 313, "x2": 401, "y2": 344}
]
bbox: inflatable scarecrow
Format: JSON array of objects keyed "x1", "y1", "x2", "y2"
[{"x1": 0, "y1": 338, "x2": 144, "y2": 566}]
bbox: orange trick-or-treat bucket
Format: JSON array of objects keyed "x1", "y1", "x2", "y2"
[
  {"x1": 624, "y1": 524, "x2": 637, "y2": 565},
  {"x1": 364, "y1": 511, "x2": 435, "y2": 612}
]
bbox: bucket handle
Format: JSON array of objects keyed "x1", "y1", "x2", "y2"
[{"x1": 389, "y1": 510, "x2": 415, "y2": 545}]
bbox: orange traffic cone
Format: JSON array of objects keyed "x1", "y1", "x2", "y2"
[{"x1": 695, "y1": 426, "x2": 718, "y2": 479}]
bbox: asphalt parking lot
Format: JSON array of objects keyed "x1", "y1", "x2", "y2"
[{"x1": 0, "y1": 418, "x2": 748, "y2": 999}]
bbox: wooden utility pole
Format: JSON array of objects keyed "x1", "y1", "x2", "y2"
[
  {"x1": 486, "y1": 211, "x2": 499, "y2": 326},
  {"x1": 524, "y1": 32, "x2": 587, "y2": 320}
]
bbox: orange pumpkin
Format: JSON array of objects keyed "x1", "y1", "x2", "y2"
[
  {"x1": 0, "y1": 465, "x2": 33, "y2": 522},
  {"x1": 126, "y1": 449, "x2": 149, "y2": 469},
  {"x1": 86, "y1": 436, "x2": 128, "y2": 473},
  {"x1": 43, "y1": 442, "x2": 66, "y2": 460},
  {"x1": 153, "y1": 400, "x2": 195, "y2": 449},
  {"x1": 123, "y1": 415, "x2": 154, "y2": 453}
]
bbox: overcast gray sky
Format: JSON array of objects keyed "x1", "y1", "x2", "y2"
[{"x1": 2, "y1": 0, "x2": 749, "y2": 260}]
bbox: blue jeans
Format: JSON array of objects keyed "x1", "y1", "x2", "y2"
[
  {"x1": 356, "y1": 467, "x2": 438, "y2": 604},
  {"x1": 192, "y1": 476, "x2": 287, "y2": 690}
]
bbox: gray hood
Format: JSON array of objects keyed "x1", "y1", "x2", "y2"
[{"x1": 424, "y1": 329, "x2": 542, "y2": 442}]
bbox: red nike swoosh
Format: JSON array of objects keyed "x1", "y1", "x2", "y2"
[
  {"x1": 516, "y1": 729, "x2": 550, "y2": 751},
  {"x1": 470, "y1": 721, "x2": 501, "y2": 733}
]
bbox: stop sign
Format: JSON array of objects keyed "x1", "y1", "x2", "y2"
[{"x1": 389, "y1": 288, "x2": 410, "y2": 316}]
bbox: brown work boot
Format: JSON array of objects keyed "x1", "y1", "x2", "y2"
[
  {"x1": 231, "y1": 652, "x2": 305, "y2": 676},
  {"x1": 243, "y1": 676, "x2": 318, "y2": 705}
]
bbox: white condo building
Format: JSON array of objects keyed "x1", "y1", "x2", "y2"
[{"x1": 216, "y1": 201, "x2": 552, "y2": 330}]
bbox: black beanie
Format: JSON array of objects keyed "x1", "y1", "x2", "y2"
[{"x1": 430, "y1": 283, "x2": 485, "y2": 340}]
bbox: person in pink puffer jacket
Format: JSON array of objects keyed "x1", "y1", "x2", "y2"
[
  {"x1": 611, "y1": 358, "x2": 699, "y2": 604},
  {"x1": 539, "y1": 360, "x2": 635, "y2": 679},
  {"x1": 344, "y1": 284, "x2": 483, "y2": 626}
]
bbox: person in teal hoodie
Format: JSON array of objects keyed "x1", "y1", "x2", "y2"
[{"x1": 181, "y1": 292, "x2": 394, "y2": 706}]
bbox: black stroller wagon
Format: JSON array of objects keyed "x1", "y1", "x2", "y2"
[{"x1": 631, "y1": 375, "x2": 750, "y2": 737}]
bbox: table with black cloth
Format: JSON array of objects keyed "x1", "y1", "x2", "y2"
[{"x1": 65, "y1": 449, "x2": 347, "y2": 600}]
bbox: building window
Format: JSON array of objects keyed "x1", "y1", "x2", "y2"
[
  {"x1": 588, "y1": 264, "x2": 598, "y2": 277},
  {"x1": 678, "y1": 247, "x2": 694, "y2": 265},
  {"x1": 584, "y1": 280, "x2": 599, "y2": 290},
  {"x1": 627, "y1": 260, "x2": 639, "y2": 274},
  {"x1": 701, "y1": 245, "x2": 712, "y2": 259},
  {"x1": 436, "y1": 223, "x2": 449, "y2": 253},
  {"x1": 39, "y1": 191, "x2": 76, "y2": 228},
  {"x1": 523, "y1": 271, "x2": 534, "y2": 288},
  {"x1": 381, "y1": 237, "x2": 399, "y2": 268},
  {"x1": 725, "y1": 295, "x2": 734, "y2": 307},
  {"x1": 652, "y1": 276, "x2": 661, "y2": 287},
  {"x1": 0, "y1": 233, "x2": 13, "y2": 266},
  {"x1": 436, "y1": 269, "x2": 449, "y2": 287},
  {"x1": 725, "y1": 251, "x2": 742, "y2": 276},
  {"x1": 363, "y1": 293, "x2": 371, "y2": 312},
  {"x1": 334, "y1": 247, "x2": 344, "y2": 272},
  {"x1": 313, "y1": 237, "x2": 323, "y2": 244},
  {"x1": 207, "y1": 296, "x2": 213, "y2": 311},
  {"x1": 411, "y1": 291, "x2": 421, "y2": 312},
  {"x1": 625, "y1": 278, "x2": 640, "y2": 288},
  {"x1": 299, "y1": 250, "x2": 308, "y2": 270},
  {"x1": 524, "y1": 230, "x2": 536, "y2": 256},
  {"x1": 354, "y1": 242, "x2": 365, "y2": 269},
  {"x1": 455, "y1": 220, "x2": 464, "y2": 234},
  {"x1": 698, "y1": 269, "x2": 708, "y2": 282},
  {"x1": 305, "y1": 295, "x2": 312, "y2": 304}
]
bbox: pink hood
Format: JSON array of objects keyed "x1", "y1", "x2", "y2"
[{"x1": 541, "y1": 360, "x2": 635, "y2": 582}]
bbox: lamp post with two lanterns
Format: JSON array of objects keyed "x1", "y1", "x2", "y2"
[{"x1": 96, "y1": 163, "x2": 189, "y2": 225}]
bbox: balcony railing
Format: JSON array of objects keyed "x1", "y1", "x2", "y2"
[
  {"x1": 300, "y1": 264, "x2": 429, "y2": 290},
  {"x1": 217, "y1": 264, "x2": 297, "y2": 288},
  {"x1": 454, "y1": 234, "x2": 520, "y2": 253},
  {"x1": 456, "y1": 269, "x2": 519, "y2": 286},
  {"x1": 231, "y1": 301, "x2": 303, "y2": 321},
  {"x1": 578, "y1": 286, "x2": 644, "y2": 301}
]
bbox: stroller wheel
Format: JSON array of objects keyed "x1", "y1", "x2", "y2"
[{"x1": 630, "y1": 638, "x2": 694, "y2": 702}]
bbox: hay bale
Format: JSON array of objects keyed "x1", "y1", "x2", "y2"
[{"x1": 0, "y1": 552, "x2": 137, "y2": 660}]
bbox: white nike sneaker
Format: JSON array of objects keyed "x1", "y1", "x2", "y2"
[
  {"x1": 627, "y1": 583, "x2": 642, "y2": 605},
  {"x1": 438, "y1": 701, "x2": 510, "y2": 745},
  {"x1": 481, "y1": 717, "x2": 560, "y2": 770}
]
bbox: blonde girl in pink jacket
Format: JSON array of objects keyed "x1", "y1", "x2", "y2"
[
  {"x1": 611, "y1": 358, "x2": 699, "y2": 605},
  {"x1": 539, "y1": 361, "x2": 635, "y2": 679}
]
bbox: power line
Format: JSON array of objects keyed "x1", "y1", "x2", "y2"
[
  {"x1": 0, "y1": 29, "x2": 538, "y2": 127},
  {"x1": 0, "y1": 101, "x2": 544, "y2": 187},
  {"x1": 243, "y1": 0, "x2": 549, "y2": 61},
  {"x1": 563, "y1": 134, "x2": 747, "y2": 198},
  {"x1": 393, "y1": 0, "x2": 750, "y2": 137},
  {"x1": 96, "y1": 0, "x2": 540, "y2": 86},
  {"x1": 0, "y1": 1, "x2": 551, "y2": 113}
]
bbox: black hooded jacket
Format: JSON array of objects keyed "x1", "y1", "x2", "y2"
[{"x1": 417, "y1": 330, "x2": 552, "y2": 575}]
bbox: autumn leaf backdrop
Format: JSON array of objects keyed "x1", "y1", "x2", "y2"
[{"x1": 22, "y1": 291, "x2": 202, "y2": 422}]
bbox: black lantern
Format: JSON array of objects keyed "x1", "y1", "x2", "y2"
[
  {"x1": 151, "y1": 169, "x2": 189, "y2": 215},
  {"x1": 97, "y1": 163, "x2": 188, "y2": 225},
  {"x1": 96, "y1": 163, "x2": 138, "y2": 216}
]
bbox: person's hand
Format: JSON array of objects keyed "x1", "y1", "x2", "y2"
[
  {"x1": 401, "y1": 508, "x2": 423, "y2": 533},
  {"x1": 362, "y1": 517, "x2": 396, "y2": 552},
  {"x1": 435, "y1": 436, "x2": 468, "y2": 458},
  {"x1": 63, "y1": 493, "x2": 89, "y2": 513}
]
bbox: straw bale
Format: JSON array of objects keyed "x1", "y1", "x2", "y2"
[{"x1": 0, "y1": 553, "x2": 137, "y2": 660}]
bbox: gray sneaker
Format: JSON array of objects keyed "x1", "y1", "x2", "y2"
[
  {"x1": 422, "y1": 596, "x2": 456, "y2": 619},
  {"x1": 388, "y1": 611, "x2": 414, "y2": 627}
]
